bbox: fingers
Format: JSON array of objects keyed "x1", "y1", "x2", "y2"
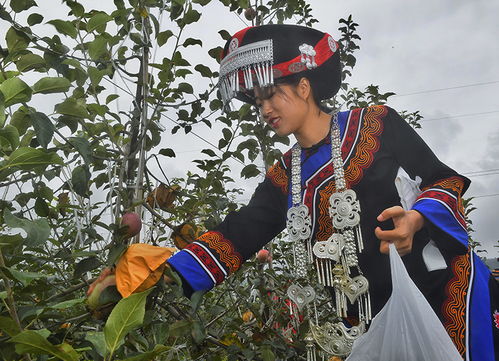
[
  {"x1": 377, "y1": 205, "x2": 405, "y2": 222},
  {"x1": 378, "y1": 237, "x2": 412, "y2": 256}
]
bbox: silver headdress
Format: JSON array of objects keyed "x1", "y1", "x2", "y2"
[{"x1": 219, "y1": 39, "x2": 274, "y2": 107}]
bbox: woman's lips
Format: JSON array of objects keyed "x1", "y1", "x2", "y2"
[{"x1": 268, "y1": 117, "x2": 280, "y2": 128}]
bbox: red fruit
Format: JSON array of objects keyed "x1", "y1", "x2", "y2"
[
  {"x1": 244, "y1": 7, "x2": 257, "y2": 21},
  {"x1": 121, "y1": 212, "x2": 142, "y2": 237},
  {"x1": 256, "y1": 249, "x2": 271, "y2": 263}
]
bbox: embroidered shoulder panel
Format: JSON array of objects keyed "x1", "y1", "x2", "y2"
[
  {"x1": 417, "y1": 176, "x2": 467, "y2": 230},
  {"x1": 442, "y1": 253, "x2": 470, "y2": 357},
  {"x1": 197, "y1": 231, "x2": 243, "y2": 274},
  {"x1": 266, "y1": 161, "x2": 288, "y2": 195},
  {"x1": 315, "y1": 106, "x2": 386, "y2": 241}
]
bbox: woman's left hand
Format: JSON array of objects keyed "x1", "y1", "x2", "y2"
[{"x1": 375, "y1": 206, "x2": 425, "y2": 256}]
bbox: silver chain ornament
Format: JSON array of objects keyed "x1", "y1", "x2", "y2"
[{"x1": 286, "y1": 114, "x2": 371, "y2": 360}]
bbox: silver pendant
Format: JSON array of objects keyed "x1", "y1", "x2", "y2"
[
  {"x1": 310, "y1": 321, "x2": 365, "y2": 357},
  {"x1": 287, "y1": 204, "x2": 312, "y2": 241},
  {"x1": 340, "y1": 275, "x2": 369, "y2": 304},
  {"x1": 313, "y1": 233, "x2": 344, "y2": 262},
  {"x1": 287, "y1": 284, "x2": 316, "y2": 311},
  {"x1": 329, "y1": 189, "x2": 361, "y2": 230}
]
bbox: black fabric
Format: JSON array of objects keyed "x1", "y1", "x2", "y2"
[{"x1": 221, "y1": 24, "x2": 342, "y2": 104}]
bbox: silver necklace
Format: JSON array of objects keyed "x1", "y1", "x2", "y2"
[{"x1": 286, "y1": 113, "x2": 371, "y2": 359}]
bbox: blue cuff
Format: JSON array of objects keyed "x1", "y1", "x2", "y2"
[
  {"x1": 167, "y1": 250, "x2": 215, "y2": 292},
  {"x1": 412, "y1": 198, "x2": 468, "y2": 248}
]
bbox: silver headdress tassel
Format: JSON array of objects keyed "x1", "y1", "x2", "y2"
[
  {"x1": 219, "y1": 39, "x2": 274, "y2": 107},
  {"x1": 287, "y1": 113, "x2": 371, "y2": 360}
]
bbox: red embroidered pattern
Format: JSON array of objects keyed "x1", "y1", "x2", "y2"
[
  {"x1": 267, "y1": 162, "x2": 288, "y2": 195},
  {"x1": 420, "y1": 176, "x2": 466, "y2": 225},
  {"x1": 494, "y1": 310, "x2": 499, "y2": 329},
  {"x1": 442, "y1": 254, "x2": 470, "y2": 357},
  {"x1": 417, "y1": 189, "x2": 466, "y2": 229},
  {"x1": 186, "y1": 243, "x2": 225, "y2": 284},
  {"x1": 316, "y1": 106, "x2": 385, "y2": 241},
  {"x1": 198, "y1": 231, "x2": 242, "y2": 274}
]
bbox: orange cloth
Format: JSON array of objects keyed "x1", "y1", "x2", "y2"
[{"x1": 115, "y1": 243, "x2": 176, "y2": 298}]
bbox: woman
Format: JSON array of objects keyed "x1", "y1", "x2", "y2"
[{"x1": 90, "y1": 24, "x2": 498, "y2": 360}]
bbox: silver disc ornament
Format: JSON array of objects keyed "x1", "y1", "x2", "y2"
[
  {"x1": 287, "y1": 204, "x2": 312, "y2": 241},
  {"x1": 329, "y1": 189, "x2": 361, "y2": 230}
]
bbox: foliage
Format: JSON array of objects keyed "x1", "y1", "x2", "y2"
[{"x1": 0, "y1": 0, "x2": 422, "y2": 360}]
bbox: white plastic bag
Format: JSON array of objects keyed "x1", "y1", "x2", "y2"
[{"x1": 346, "y1": 244, "x2": 462, "y2": 361}]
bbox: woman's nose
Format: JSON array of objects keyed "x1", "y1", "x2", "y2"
[{"x1": 260, "y1": 100, "x2": 272, "y2": 117}]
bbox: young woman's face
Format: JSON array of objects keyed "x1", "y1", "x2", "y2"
[{"x1": 254, "y1": 83, "x2": 309, "y2": 137}]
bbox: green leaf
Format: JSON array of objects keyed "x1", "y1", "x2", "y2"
[
  {"x1": 88, "y1": 36, "x2": 108, "y2": 60},
  {"x1": 0, "y1": 92, "x2": 5, "y2": 127},
  {"x1": 71, "y1": 164, "x2": 91, "y2": 197},
  {"x1": 0, "y1": 77, "x2": 32, "y2": 107},
  {"x1": 194, "y1": 64, "x2": 212, "y2": 78},
  {"x1": 29, "y1": 112, "x2": 54, "y2": 149},
  {"x1": 168, "y1": 319, "x2": 192, "y2": 337},
  {"x1": 86, "y1": 332, "x2": 106, "y2": 357},
  {"x1": 190, "y1": 320, "x2": 205, "y2": 344},
  {"x1": 69, "y1": 136, "x2": 93, "y2": 164},
  {"x1": 10, "y1": 105, "x2": 31, "y2": 135},
  {"x1": 0, "y1": 234, "x2": 24, "y2": 248},
  {"x1": 3, "y1": 209, "x2": 50, "y2": 247},
  {"x1": 87, "y1": 12, "x2": 112, "y2": 33},
  {"x1": 3, "y1": 267, "x2": 46, "y2": 286},
  {"x1": 9, "y1": 330, "x2": 79, "y2": 361},
  {"x1": 178, "y1": 82, "x2": 193, "y2": 94},
  {"x1": 16, "y1": 53, "x2": 46, "y2": 72},
  {"x1": 119, "y1": 344, "x2": 171, "y2": 361},
  {"x1": 0, "y1": 146, "x2": 62, "y2": 172},
  {"x1": 27, "y1": 13, "x2": 43, "y2": 26},
  {"x1": 47, "y1": 20, "x2": 77, "y2": 39},
  {"x1": 55, "y1": 98, "x2": 90, "y2": 119},
  {"x1": 32, "y1": 77, "x2": 70, "y2": 94},
  {"x1": 183, "y1": 37, "x2": 202, "y2": 47},
  {"x1": 50, "y1": 298, "x2": 85, "y2": 310},
  {"x1": 157, "y1": 30, "x2": 173, "y2": 47},
  {"x1": 0, "y1": 291, "x2": 6, "y2": 299},
  {"x1": 261, "y1": 345, "x2": 275, "y2": 361},
  {"x1": 88, "y1": 66, "x2": 106, "y2": 86},
  {"x1": 73, "y1": 257, "x2": 101, "y2": 277},
  {"x1": 10, "y1": 0, "x2": 37, "y2": 13},
  {"x1": 5, "y1": 27, "x2": 30, "y2": 54},
  {"x1": 34, "y1": 197, "x2": 49, "y2": 217},
  {"x1": 218, "y1": 29, "x2": 231, "y2": 41},
  {"x1": 0, "y1": 125, "x2": 20, "y2": 150},
  {"x1": 241, "y1": 164, "x2": 260, "y2": 179},
  {"x1": 190, "y1": 290, "x2": 205, "y2": 314},
  {"x1": 106, "y1": 94, "x2": 119, "y2": 104},
  {"x1": 183, "y1": 8, "x2": 201, "y2": 25},
  {"x1": 104, "y1": 288, "x2": 154, "y2": 357},
  {"x1": 192, "y1": 0, "x2": 211, "y2": 5},
  {"x1": 159, "y1": 148, "x2": 176, "y2": 158},
  {"x1": 0, "y1": 316, "x2": 20, "y2": 336}
]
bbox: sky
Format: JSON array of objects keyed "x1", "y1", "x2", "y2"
[
  {"x1": 165, "y1": 0, "x2": 499, "y2": 256},
  {"x1": 4, "y1": 1, "x2": 498, "y2": 256}
]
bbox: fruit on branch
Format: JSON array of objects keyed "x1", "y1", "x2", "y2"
[
  {"x1": 86, "y1": 269, "x2": 122, "y2": 320},
  {"x1": 256, "y1": 249, "x2": 271, "y2": 263},
  {"x1": 120, "y1": 212, "x2": 142, "y2": 237},
  {"x1": 242, "y1": 310, "x2": 255, "y2": 323},
  {"x1": 146, "y1": 184, "x2": 180, "y2": 210},
  {"x1": 244, "y1": 7, "x2": 257, "y2": 21}
]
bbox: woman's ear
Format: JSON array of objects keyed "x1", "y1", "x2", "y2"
[{"x1": 297, "y1": 77, "x2": 312, "y2": 101}]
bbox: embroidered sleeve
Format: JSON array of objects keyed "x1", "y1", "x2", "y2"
[
  {"x1": 383, "y1": 106, "x2": 471, "y2": 249},
  {"x1": 167, "y1": 159, "x2": 288, "y2": 293}
]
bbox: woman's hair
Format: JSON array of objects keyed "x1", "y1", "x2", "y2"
[{"x1": 274, "y1": 74, "x2": 328, "y2": 113}]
